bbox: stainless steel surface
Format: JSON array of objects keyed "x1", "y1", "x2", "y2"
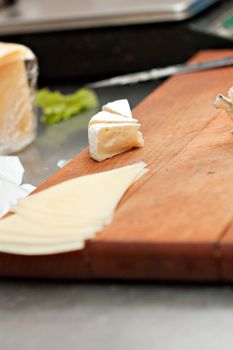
[
  {"x1": 0, "y1": 81, "x2": 232, "y2": 350},
  {"x1": 18, "y1": 109, "x2": 92, "y2": 186},
  {"x1": 0, "y1": 0, "x2": 218, "y2": 35},
  {"x1": 1, "y1": 282, "x2": 233, "y2": 350},
  {"x1": 88, "y1": 56, "x2": 233, "y2": 88}
]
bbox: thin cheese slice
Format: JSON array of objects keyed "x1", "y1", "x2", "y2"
[
  {"x1": 0, "y1": 162, "x2": 147, "y2": 255},
  {"x1": 17, "y1": 206, "x2": 104, "y2": 228},
  {"x1": 19, "y1": 162, "x2": 146, "y2": 219},
  {"x1": 102, "y1": 99, "x2": 132, "y2": 118},
  {"x1": 89, "y1": 99, "x2": 144, "y2": 161},
  {"x1": 0, "y1": 214, "x2": 100, "y2": 239},
  {"x1": 89, "y1": 111, "x2": 138, "y2": 126},
  {"x1": 0, "y1": 240, "x2": 84, "y2": 255},
  {"x1": 89, "y1": 123, "x2": 144, "y2": 162},
  {"x1": 17, "y1": 165, "x2": 147, "y2": 226}
]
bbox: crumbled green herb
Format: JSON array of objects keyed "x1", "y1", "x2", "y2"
[{"x1": 35, "y1": 88, "x2": 98, "y2": 125}]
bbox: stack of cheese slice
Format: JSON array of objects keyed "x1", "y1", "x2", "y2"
[
  {"x1": 88, "y1": 99, "x2": 144, "y2": 161},
  {"x1": 0, "y1": 162, "x2": 147, "y2": 255},
  {"x1": 0, "y1": 42, "x2": 38, "y2": 154}
]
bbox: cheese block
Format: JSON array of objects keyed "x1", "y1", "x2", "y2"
[
  {"x1": 89, "y1": 123, "x2": 144, "y2": 162},
  {"x1": 89, "y1": 111, "x2": 138, "y2": 126},
  {"x1": 0, "y1": 162, "x2": 148, "y2": 255},
  {"x1": 0, "y1": 42, "x2": 35, "y2": 67},
  {"x1": 0, "y1": 42, "x2": 38, "y2": 154},
  {"x1": 102, "y1": 99, "x2": 132, "y2": 118}
]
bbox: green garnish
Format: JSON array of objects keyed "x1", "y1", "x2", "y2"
[{"x1": 35, "y1": 88, "x2": 98, "y2": 125}]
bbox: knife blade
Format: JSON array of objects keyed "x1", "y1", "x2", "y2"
[{"x1": 87, "y1": 56, "x2": 233, "y2": 88}]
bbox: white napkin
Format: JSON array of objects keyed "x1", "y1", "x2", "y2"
[{"x1": 0, "y1": 156, "x2": 36, "y2": 218}]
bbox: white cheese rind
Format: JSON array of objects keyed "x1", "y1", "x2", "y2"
[
  {"x1": 89, "y1": 99, "x2": 144, "y2": 161},
  {"x1": 89, "y1": 123, "x2": 143, "y2": 162},
  {"x1": 102, "y1": 99, "x2": 132, "y2": 118},
  {"x1": 89, "y1": 111, "x2": 138, "y2": 126}
]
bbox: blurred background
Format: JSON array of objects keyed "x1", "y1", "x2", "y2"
[{"x1": 0, "y1": 0, "x2": 232, "y2": 84}]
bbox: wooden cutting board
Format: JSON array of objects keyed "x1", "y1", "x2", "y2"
[{"x1": 1, "y1": 50, "x2": 233, "y2": 282}]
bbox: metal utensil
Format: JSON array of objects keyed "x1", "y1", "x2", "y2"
[{"x1": 87, "y1": 56, "x2": 233, "y2": 88}]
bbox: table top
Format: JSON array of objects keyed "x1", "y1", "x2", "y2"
[
  {"x1": 1, "y1": 80, "x2": 233, "y2": 349},
  {"x1": 1, "y1": 281, "x2": 233, "y2": 349}
]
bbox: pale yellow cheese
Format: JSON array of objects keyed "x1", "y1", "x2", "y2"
[
  {"x1": 0, "y1": 42, "x2": 37, "y2": 154},
  {"x1": 0, "y1": 162, "x2": 148, "y2": 255},
  {"x1": 0, "y1": 240, "x2": 85, "y2": 255}
]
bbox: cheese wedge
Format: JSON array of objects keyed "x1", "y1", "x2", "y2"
[
  {"x1": 89, "y1": 99, "x2": 144, "y2": 161},
  {"x1": 102, "y1": 99, "x2": 132, "y2": 118},
  {"x1": 89, "y1": 111, "x2": 138, "y2": 126},
  {"x1": 0, "y1": 162, "x2": 147, "y2": 255},
  {"x1": 0, "y1": 42, "x2": 37, "y2": 154},
  {"x1": 89, "y1": 123, "x2": 144, "y2": 162}
]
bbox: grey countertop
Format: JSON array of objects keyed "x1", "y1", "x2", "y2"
[
  {"x1": 1, "y1": 281, "x2": 233, "y2": 350},
  {"x1": 1, "y1": 81, "x2": 233, "y2": 350}
]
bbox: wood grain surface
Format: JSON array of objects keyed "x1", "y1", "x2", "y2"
[{"x1": 1, "y1": 50, "x2": 233, "y2": 281}]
